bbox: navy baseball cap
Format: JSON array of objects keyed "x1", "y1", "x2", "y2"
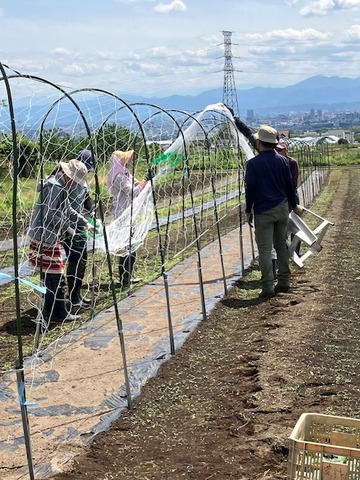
[{"x1": 76, "y1": 149, "x2": 96, "y2": 172}]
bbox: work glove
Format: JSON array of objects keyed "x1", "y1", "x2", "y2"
[
  {"x1": 293, "y1": 205, "x2": 304, "y2": 216},
  {"x1": 145, "y1": 166, "x2": 156, "y2": 181},
  {"x1": 87, "y1": 222, "x2": 99, "y2": 234},
  {"x1": 224, "y1": 104, "x2": 235, "y2": 117},
  {"x1": 66, "y1": 226, "x2": 76, "y2": 237},
  {"x1": 246, "y1": 212, "x2": 253, "y2": 227}
]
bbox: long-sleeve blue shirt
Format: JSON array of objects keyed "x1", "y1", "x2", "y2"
[{"x1": 245, "y1": 150, "x2": 298, "y2": 214}]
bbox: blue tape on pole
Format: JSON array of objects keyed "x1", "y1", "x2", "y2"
[
  {"x1": 0, "y1": 273, "x2": 46, "y2": 294},
  {"x1": 18, "y1": 381, "x2": 37, "y2": 407}
]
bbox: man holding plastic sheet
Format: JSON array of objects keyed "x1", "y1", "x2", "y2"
[{"x1": 244, "y1": 125, "x2": 303, "y2": 298}]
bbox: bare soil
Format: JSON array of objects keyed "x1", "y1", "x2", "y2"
[{"x1": 41, "y1": 166, "x2": 360, "y2": 479}]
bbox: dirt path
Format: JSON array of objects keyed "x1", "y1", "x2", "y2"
[{"x1": 52, "y1": 167, "x2": 360, "y2": 480}]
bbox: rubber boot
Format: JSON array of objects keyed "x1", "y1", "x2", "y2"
[
  {"x1": 43, "y1": 273, "x2": 68, "y2": 321},
  {"x1": 119, "y1": 252, "x2": 136, "y2": 288},
  {"x1": 66, "y1": 248, "x2": 87, "y2": 304}
]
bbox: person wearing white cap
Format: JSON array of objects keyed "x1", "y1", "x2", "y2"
[
  {"x1": 244, "y1": 125, "x2": 303, "y2": 298},
  {"x1": 28, "y1": 160, "x2": 96, "y2": 322}
]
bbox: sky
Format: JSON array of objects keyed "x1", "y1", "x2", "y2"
[{"x1": 0, "y1": 0, "x2": 360, "y2": 98}]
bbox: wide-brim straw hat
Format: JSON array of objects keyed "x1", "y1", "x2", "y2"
[
  {"x1": 254, "y1": 125, "x2": 278, "y2": 144},
  {"x1": 112, "y1": 150, "x2": 134, "y2": 164},
  {"x1": 60, "y1": 159, "x2": 88, "y2": 187}
]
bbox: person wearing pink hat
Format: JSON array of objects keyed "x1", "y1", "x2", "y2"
[
  {"x1": 276, "y1": 139, "x2": 302, "y2": 256},
  {"x1": 107, "y1": 150, "x2": 147, "y2": 288},
  {"x1": 276, "y1": 139, "x2": 300, "y2": 203}
]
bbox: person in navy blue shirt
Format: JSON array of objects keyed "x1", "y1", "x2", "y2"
[{"x1": 244, "y1": 125, "x2": 303, "y2": 298}]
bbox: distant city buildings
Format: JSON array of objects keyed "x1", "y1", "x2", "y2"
[
  {"x1": 245, "y1": 108, "x2": 360, "y2": 141},
  {"x1": 246, "y1": 109, "x2": 254, "y2": 122}
]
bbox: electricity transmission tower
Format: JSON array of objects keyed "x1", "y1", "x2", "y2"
[{"x1": 221, "y1": 30, "x2": 239, "y2": 116}]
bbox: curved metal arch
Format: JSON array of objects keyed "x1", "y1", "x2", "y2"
[
  {"x1": 0, "y1": 70, "x2": 136, "y2": 409},
  {"x1": 128, "y1": 102, "x2": 195, "y2": 163},
  {"x1": 0, "y1": 72, "x2": 94, "y2": 144},
  {"x1": 0, "y1": 61, "x2": 36, "y2": 479}
]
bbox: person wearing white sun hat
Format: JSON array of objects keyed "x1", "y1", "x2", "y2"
[{"x1": 28, "y1": 159, "x2": 96, "y2": 322}]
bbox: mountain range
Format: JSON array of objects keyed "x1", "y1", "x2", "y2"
[
  {"x1": 4, "y1": 75, "x2": 360, "y2": 131},
  {"x1": 122, "y1": 75, "x2": 360, "y2": 116}
]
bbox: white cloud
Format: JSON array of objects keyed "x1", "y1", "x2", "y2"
[
  {"x1": 52, "y1": 48, "x2": 72, "y2": 56},
  {"x1": 5, "y1": 58, "x2": 52, "y2": 73},
  {"x1": 1, "y1": 0, "x2": 360, "y2": 96},
  {"x1": 61, "y1": 62, "x2": 113, "y2": 77},
  {"x1": 345, "y1": 23, "x2": 360, "y2": 39},
  {"x1": 246, "y1": 28, "x2": 329, "y2": 43},
  {"x1": 154, "y1": 0, "x2": 187, "y2": 13},
  {"x1": 62, "y1": 63, "x2": 85, "y2": 76},
  {"x1": 0, "y1": 8, "x2": 5, "y2": 17},
  {"x1": 300, "y1": 0, "x2": 360, "y2": 17},
  {"x1": 95, "y1": 51, "x2": 120, "y2": 60}
]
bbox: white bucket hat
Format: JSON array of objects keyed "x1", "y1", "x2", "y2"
[{"x1": 60, "y1": 159, "x2": 88, "y2": 187}]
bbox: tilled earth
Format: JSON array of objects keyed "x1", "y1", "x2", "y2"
[{"x1": 47, "y1": 167, "x2": 360, "y2": 479}]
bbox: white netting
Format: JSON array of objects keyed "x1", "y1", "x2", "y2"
[
  {"x1": 0, "y1": 66, "x2": 257, "y2": 365},
  {"x1": 0, "y1": 63, "x2": 331, "y2": 479},
  {"x1": 96, "y1": 102, "x2": 254, "y2": 255}
]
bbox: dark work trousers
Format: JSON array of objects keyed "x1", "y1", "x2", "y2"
[
  {"x1": 291, "y1": 233, "x2": 301, "y2": 255},
  {"x1": 63, "y1": 231, "x2": 88, "y2": 303},
  {"x1": 118, "y1": 251, "x2": 136, "y2": 287},
  {"x1": 41, "y1": 272, "x2": 68, "y2": 321}
]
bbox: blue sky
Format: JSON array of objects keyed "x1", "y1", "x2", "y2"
[{"x1": 0, "y1": 0, "x2": 360, "y2": 97}]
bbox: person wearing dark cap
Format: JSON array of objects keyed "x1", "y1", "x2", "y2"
[
  {"x1": 77, "y1": 149, "x2": 95, "y2": 173},
  {"x1": 62, "y1": 150, "x2": 97, "y2": 311},
  {"x1": 28, "y1": 160, "x2": 95, "y2": 322},
  {"x1": 244, "y1": 125, "x2": 303, "y2": 298}
]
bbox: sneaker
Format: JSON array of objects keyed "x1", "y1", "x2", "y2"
[
  {"x1": 119, "y1": 277, "x2": 142, "y2": 289},
  {"x1": 71, "y1": 297, "x2": 92, "y2": 310},
  {"x1": 274, "y1": 284, "x2": 289, "y2": 294},
  {"x1": 79, "y1": 297, "x2": 92, "y2": 305},
  {"x1": 258, "y1": 290, "x2": 275, "y2": 299},
  {"x1": 51, "y1": 313, "x2": 81, "y2": 323},
  {"x1": 73, "y1": 301, "x2": 92, "y2": 311}
]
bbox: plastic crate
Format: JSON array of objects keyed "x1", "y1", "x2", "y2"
[{"x1": 288, "y1": 413, "x2": 360, "y2": 479}]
